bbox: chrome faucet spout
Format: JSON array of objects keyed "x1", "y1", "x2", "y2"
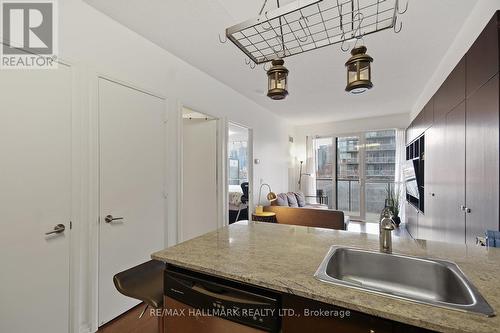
[{"x1": 379, "y1": 209, "x2": 395, "y2": 253}]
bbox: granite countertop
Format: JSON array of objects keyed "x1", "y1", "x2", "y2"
[{"x1": 152, "y1": 221, "x2": 500, "y2": 333}]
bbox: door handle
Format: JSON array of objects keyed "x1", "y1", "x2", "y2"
[
  {"x1": 460, "y1": 206, "x2": 471, "y2": 213},
  {"x1": 105, "y1": 215, "x2": 124, "y2": 223},
  {"x1": 45, "y1": 224, "x2": 66, "y2": 235}
]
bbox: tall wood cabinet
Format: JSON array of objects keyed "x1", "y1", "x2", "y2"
[
  {"x1": 406, "y1": 12, "x2": 499, "y2": 243},
  {"x1": 465, "y1": 74, "x2": 499, "y2": 242}
]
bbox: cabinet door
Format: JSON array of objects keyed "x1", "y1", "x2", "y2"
[
  {"x1": 423, "y1": 98, "x2": 434, "y2": 130},
  {"x1": 413, "y1": 111, "x2": 425, "y2": 139},
  {"x1": 406, "y1": 120, "x2": 415, "y2": 144},
  {"x1": 420, "y1": 126, "x2": 436, "y2": 240},
  {"x1": 466, "y1": 74, "x2": 499, "y2": 243},
  {"x1": 442, "y1": 102, "x2": 466, "y2": 243},
  {"x1": 466, "y1": 12, "x2": 499, "y2": 97},
  {"x1": 422, "y1": 116, "x2": 446, "y2": 241},
  {"x1": 434, "y1": 57, "x2": 466, "y2": 121},
  {"x1": 405, "y1": 202, "x2": 419, "y2": 239}
]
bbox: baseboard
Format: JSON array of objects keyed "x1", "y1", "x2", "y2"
[{"x1": 79, "y1": 324, "x2": 92, "y2": 333}]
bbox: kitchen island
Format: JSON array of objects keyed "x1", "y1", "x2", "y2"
[{"x1": 152, "y1": 221, "x2": 500, "y2": 333}]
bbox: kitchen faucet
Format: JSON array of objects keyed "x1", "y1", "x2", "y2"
[{"x1": 379, "y1": 208, "x2": 396, "y2": 254}]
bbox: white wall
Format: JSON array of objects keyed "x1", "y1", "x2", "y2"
[
  {"x1": 53, "y1": 1, "x2": 291, "y2": 331},
  {"x1": 290, "y1": 113, "x2": 410, "y2": 191},
  {"x1": 411, "y1": 0, "x2": 500, "y2": 120}
]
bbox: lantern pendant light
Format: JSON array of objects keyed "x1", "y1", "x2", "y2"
[
  {"x1": 345, "y1": 45, "x2": 374, "y2": 94},
  {"x1": 267, "y1": 58, "x2": 289, "y2": 100},
  {"x1": 265, "y1": 0, "x2": 289, "y2": 100}
]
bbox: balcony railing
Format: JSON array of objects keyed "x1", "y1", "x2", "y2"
[
  {"x1": 316, "y1": 178, "x2": 394, "y2": 219},
  {"x1": 340, "y1": 157, "x2": 395, "y2": 164}
]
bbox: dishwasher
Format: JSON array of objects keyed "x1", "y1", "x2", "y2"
[{"x1": 164, "y1": 265, "x2": 281, "y2": 333}]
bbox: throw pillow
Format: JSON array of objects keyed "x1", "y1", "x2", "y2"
[
  {"x1": 286, "y1": 192, "x2": 299, "y2": 207},
  {"x1": 294, "y1": 192, "x2": 306, "y2": 207},
  {"x1": 275, "y1": 193, "x2": 289, "y2": 206}
]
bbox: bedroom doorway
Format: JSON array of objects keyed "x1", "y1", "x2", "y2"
[{"x1": 227, "y1": 123, "x2": 253, "y2": 224}]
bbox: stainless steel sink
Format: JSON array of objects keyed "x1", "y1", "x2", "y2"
[{"x1": 314, "y1": 246, "x2": 495, "y2": 316}]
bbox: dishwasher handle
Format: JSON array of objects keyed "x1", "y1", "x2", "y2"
[{"x1": 191, "y1": 282, "x2": 269, "y2": 305}]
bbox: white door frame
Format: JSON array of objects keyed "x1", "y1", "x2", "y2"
[
  {"x1": 176, "y1": 104, "x2": 224, "y2": 242},
  {"x1": 225, "y1": 122, "x2": 254, "y2": 225},
  {"x1": 88, "y1": 73, "x2": 168, "y2": 332}
]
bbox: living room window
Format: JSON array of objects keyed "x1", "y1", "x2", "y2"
[{"x1": 314, "y1": 130, "x2": 396, "y2": 222}]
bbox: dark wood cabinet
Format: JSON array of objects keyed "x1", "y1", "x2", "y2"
[
  {"x1": 442, "y1": 101, "x2": 466, "y2": 243},
  {"x1": 466, "y1": 12, "x2": 500, "y2": 97},
  {"x1": 414, "y1": 110, "x2": 425, "y2": 138},
  {"x1": 405, "y1": 201, "x2": 419, "y2": 239},
  {"x1": 434, "y1": 57, "x2": 466, "y2": 122},
  {"x1": 406, "y1": 119, "x2": 416, "y2": 144},
  {"x1": 423, "y1": 97, "x2": 434, "y2": 130},
  {"x1": 424, "y1": 103, "x2": 466, "y2": 243},
  {"x1": 421, "y1": 116, "x2": 444, "y2": 241},
  {"x1": 407, "y1": 12, "x2": 499, "y2": 243},
  {"x1": 465, "y1": 74, "x2": 500, "y2": 242}
]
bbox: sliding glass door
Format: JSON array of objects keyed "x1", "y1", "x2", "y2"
[
  {"x1": 314, "y1": 137, "x2": 334, "y2": 207},
  {"x1": 314, "y1": 130, "x2": 396, "y2": 222},
  {"x1": 336, "y1": 134, "x2": 363, "y2": 220},
  {"x1": 364, "y1": 130, "x2": 396, "y2": 222}
]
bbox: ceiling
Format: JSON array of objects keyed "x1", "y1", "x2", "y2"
[{"x1": 84, "y1": 0, "x2": 479, "y2": 125}]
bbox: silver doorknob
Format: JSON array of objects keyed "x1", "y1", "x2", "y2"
[
  {"x1": 105, "y1": 215, "x2": 124, "y2": 223},
  {"x1": 45, "y1": 224, "x2": 66, "y2": 235}
]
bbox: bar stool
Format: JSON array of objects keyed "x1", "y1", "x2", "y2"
[{"x1": 113, "y1": 260, "x2": 165, "y2": 333}]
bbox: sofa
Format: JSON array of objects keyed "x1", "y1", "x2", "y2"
[{"x1": 264, "y1": 192, "x2": 346, "y2": 230}]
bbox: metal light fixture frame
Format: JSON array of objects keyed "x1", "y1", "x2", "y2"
[{"x1": 225, "y1": 0, "x2": 406, "y2": 65}]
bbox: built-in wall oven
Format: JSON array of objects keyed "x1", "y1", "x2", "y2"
[{"x1": 164, "y1": 265, "x2": 280, "y2": 332}]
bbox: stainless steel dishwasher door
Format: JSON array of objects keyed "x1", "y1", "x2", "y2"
[
  {"x1": 164, "y1": 266, "x2": 280, "y2": 332},
  {"x1": 165, "y1": 296, "x2": 269, "y2": 333}
]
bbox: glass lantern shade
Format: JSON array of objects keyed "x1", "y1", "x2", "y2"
[
  {"x1": 345, "y1": 46, "x2": 373, "y2": 94},
  {"x1": 267, "y1": 58, "x2": 289, "y2": 100}
]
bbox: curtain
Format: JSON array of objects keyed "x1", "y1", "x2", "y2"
[
  {"x1": 303, "y1": 136, "x2": 317, "y2": 201},
  {"x1": 394, "y1": 129, "x2": 406, "y2": 223}
]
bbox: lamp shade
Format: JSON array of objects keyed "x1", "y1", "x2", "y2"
[{"x1": 266, "y1": 192, "x2": 277, "y2": 202}]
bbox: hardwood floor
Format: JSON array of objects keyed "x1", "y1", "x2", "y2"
[{"x1": 97, "y1": 303, "x2": 158, "y2": 333}]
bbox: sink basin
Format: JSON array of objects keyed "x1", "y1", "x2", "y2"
[{"x1": 314, "y1": 246, "x2": 495, "y2": 316}]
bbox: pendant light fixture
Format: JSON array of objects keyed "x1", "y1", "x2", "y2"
[
  {"x1": 345, "y1": 45, "x2": 373, "y2": 94},
  {"x1": 267, "y1": 58, "x2": 289, "y2": 100},
  {"x1": 222, "y1": 0, "x2": 407, "y2": 96},
  {"x1": 265, "y1": 0, "x2": 289, "y2": 100}
]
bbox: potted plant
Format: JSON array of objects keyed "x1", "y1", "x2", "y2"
[{"x1": 385, "y1": 185, "x2": 401, "y2": 226}]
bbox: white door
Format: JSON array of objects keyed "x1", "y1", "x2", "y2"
[
  {"x1": 182, "y1": 118, "x2": 218, "y2": 241},
  {"x1": 0, "y1": 65, "x2": 72, "y2": 333},
  {"x1": 98, "y1": 78, "x2": 166, "y2": 325}
]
